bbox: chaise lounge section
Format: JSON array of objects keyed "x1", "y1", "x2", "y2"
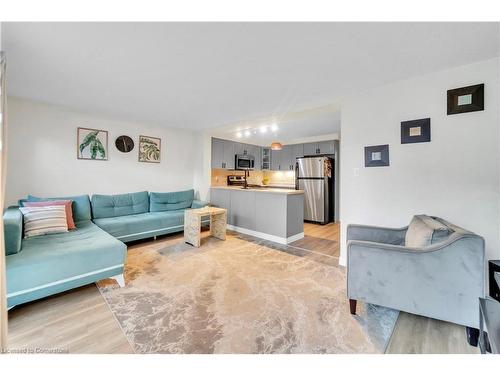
[{"x1": 4, "y1": 189, "x2": 209, "y2": 308}]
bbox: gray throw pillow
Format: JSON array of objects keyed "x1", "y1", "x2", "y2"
[{"x1": 405, "y1": 215, "x2": 451, "y2": 248}]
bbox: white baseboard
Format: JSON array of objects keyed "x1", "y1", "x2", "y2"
[
  {"x1": 227, "y1": 224, "x2": 304, "y2": 245},
  {"x1": 338, "y1": 255, "x2": 347, "y2": 267}
]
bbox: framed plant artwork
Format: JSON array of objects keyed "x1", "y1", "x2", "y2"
[
  {"x1": 139, "y1": 135, "x2": 161, "y2": 163},
  {"x1": 77, "y1": 127, "x2": 108, "y2": 160}
]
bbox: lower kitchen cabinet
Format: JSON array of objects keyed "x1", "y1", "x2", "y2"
[{"x1": 210, "y1": 187, "x2": 304, "y2": 243}]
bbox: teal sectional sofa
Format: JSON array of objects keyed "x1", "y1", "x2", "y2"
[{"x1": 4, "y1": 189, "x2": 208, "y2": 308}]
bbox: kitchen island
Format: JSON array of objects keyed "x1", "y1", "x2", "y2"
[{"x1": 210, "y1": 186, "x2": 304, "y2": 244}]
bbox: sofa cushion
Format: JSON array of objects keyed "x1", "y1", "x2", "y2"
[
  {"x1": 23, "y1": 200, "x2": 76, "y2": 230},
  {"x1": 405, "y1": 215, "x2": 451, "y2": 248},
  {"x1": 91, "y1": 191, "x2": 149, "y2": 219},
  {"x1": 93, "y1": 210, "x2": 185, "y2": 241},
  {"x1": 150, "y1": 189, "x2": 194, "y2": 212},
  {"x1": 5, "y1": 221, "x2": 126, "y2": 300},
  {"x1": 24, "y1": 194, "x2": 92, "y2": 223},
  {"x1": 19, "y1": 206, "x2": 68, "y2": 238}
]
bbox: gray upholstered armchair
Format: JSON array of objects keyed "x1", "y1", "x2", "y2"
[{"x1": 347, "y1": 215, "x2": 485, "y2": 342}]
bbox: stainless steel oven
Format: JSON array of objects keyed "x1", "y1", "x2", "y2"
[{"x1": 235, "y1": 154, "x2": 255, "y2": 170}]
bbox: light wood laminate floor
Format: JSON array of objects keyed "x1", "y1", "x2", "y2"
[{"x1": 7, "y1": 222, "x2": 477, "y2": 354}]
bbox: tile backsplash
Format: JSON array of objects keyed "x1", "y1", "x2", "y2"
[{"x1": 211, "y1": 169, "x2": 295, "y2": 187}]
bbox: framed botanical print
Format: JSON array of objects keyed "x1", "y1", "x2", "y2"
[
  {"x1": 139, "y1": 135, "x2": 161, "y2": 163},
  {"x1": 77, "y1": 127, "x2": 108, "y2": 160}
]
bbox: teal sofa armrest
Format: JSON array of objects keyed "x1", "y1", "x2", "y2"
[
  {"x1": 191, "y1": 200, "x2": 209, "y2": 209},
  {"x1": 4, "y1": 206, "x2": 23, "y2": 255}
]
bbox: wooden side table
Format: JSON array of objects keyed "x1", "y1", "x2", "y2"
[{"x1": 184, "y1": 206, "x2": 227, "y2": 247}]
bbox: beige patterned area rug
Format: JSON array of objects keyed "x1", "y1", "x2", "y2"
[{"x1": 98, "y1": 231, "x2": 398, "y2": 354}]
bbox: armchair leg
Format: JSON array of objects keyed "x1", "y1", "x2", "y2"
[
  {"x1": 466, "y1": 326, "x2": 479, "y2": 347},
  {"x1": 349, "y1": 299, "x2": 357, "y2": 315}
]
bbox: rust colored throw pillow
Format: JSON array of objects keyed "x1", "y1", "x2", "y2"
[{"x1": 23, "y1": 200, "x2": 76, "y2": 230}]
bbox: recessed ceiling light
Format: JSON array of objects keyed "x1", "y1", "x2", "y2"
[
  {"x1": 271, "y1": 123, "x2": 278, "y2": 132},
  {"x1": 244, "y1": 130, "x2": 251, "y2": 137},
  {"x1": 236, "y1": 132, "x2": 242, "y2": 138},
  {"x1": 259, "y1": 126, "x2": 268, "y2": 133}
]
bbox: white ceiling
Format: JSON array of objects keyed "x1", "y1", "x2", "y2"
[
  {"x1": 2, "y1": 22, "x2": 499, "y2": 131},
  {"x1": 210, "y1": 104, "x2": 341, "y2": 146}
]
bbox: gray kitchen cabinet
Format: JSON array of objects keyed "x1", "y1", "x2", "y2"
[
  {"x1": 261, "y1": 147, "x2": 271, "y2": 170},
  {"x1": 211, "y1": 138, "x2": 225, "y2": 168},
  {"x1": 271, "y1": 149, "x2": 281, "y2": 170},
  {"x1": 211, "y1": 137, "x2": 235, "y2": 169},
  {"x1": 210, "y1": 187, "x2": 304, "y2": 242},
  {"x1": 303, "y1": 142, "x2": 318, "y2": 156},
  {"x1": 318, "y1": 141, "x2": 335, "y2": 155},
  {"x1": 233, "y1": 142, "x2": 244, "y2": 156},
  {"x1": 223, "y1": 140, "x2": 235, "y2": 169},
  {"x1": 291, "y1": 144, "x2": 304, "y2": 166},
  {"x1": 271, "y1": 146, "x2": 294, "y2": 171},
  {"x1": 282, "y1": 145, "x2": 294, "y2": 171},
  {"x1": 303, "y1": 141, "x2": 335, "y2": 155},
  {"x1": 249, "y1": 144, "x2": 261, "y2": 170}
]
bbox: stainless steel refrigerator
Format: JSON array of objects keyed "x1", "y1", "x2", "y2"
[{"x1": 295, "y1": 156, "x2": 334, "y2": 224}]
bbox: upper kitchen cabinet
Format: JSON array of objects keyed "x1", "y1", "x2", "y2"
[
  {"x1": 211, "y1": 138, "x2": 263, "y2": 170},
  {"x1": 291, "y1": 143, "x2": 304, "y2": 161},
  {"x1": 271, "y1": 145, "x2": 294, "y2": 171},
  {"x1": 261, "y1": 147, "x2": 271, "y2": 170},
  {"x1": 211, "y1": 138, "x2": 234, "y2": 169},
  {"x1": 303, "y1": 140, "x2": 335, "y2": 155},
  {"x1": 317, "y1": 141, "x2": 335, "y2": 155}
]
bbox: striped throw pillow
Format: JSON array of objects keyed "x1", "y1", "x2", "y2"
[{"x1": 19, "y1": 206, "x2": 69, "y2": 238}]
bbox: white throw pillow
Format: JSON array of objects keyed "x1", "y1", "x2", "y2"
[
  {"x1": 405, "y1": 215, "x2": 450, "y2": 248},
  {"x1": 19, "y1": 206, "x2": 68, "y2": 238}
]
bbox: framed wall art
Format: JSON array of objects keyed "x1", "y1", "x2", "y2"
[
  {"x1": 139, "y1": 135, "x2": 161, "y2": 163},
  {"x1": 401, "y1": 118, "x2": 431, "y2": 144},
  {"x1": 77, "y1": 127, "x2": 108, "y2": 160},
  {"x1": 447, "y1": 83, "x2": 484, "y2": 115},
  {"x1": 364, "y1": 144, "x2": 389, "y2": 167}
]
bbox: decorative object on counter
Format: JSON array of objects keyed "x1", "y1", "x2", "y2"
[
  {"x1": 447, "y1": 83, "x2": 484, "y2": 115},
  {"x1": 184, "y1": 206, "x2": 227, "y2": 247},
  {"x1": 271, "y1": 142, "x2": 282, "y2": 150},
  {"x1": 401, "y1": 118, "x2": 431, "y2": 144},
  {"x1": 364, "y1": 144, "x2": 389, "y2": 167},
  {"x1": 115, "y1": 135, "x2": 134, "y2": 153},
  {"x1": 139, "y1": 135, "x2": 161, "y2": 163},
  {"x1": 77, "y1": 127, "x2": 108, "y2": 160}
]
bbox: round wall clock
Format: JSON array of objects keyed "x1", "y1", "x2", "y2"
[{"x1": 115, "y1": 135, "x2": 134, "y2": 153}]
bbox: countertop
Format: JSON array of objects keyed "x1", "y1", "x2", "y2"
[{"x1": 211, "y1": 185, "x2": 304, "y2": 195}]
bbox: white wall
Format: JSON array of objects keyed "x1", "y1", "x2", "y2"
[
  {"x1": 6, "y1": 97, "x2": 202, "y2": 205},
  {"x1": 340, "y1": 58, "x2": 500, "y2": 265}
]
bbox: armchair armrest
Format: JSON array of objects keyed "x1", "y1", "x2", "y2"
[
  {"x1": 347, "y1": 232, "x2": 485, "y2": 328},
  {"x1": 191, "y1": 200, "x2": 210, "y2": 209},
  {"x1": 346, "y1": 224, "x2": 407, "y2": 245},
  {"x1": 4, "y1": 206, "x2": 23, "y2": 255}
]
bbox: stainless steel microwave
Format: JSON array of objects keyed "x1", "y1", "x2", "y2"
[{"x1": 235, "y1": 154, "x2": 255, "y2": 170}]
